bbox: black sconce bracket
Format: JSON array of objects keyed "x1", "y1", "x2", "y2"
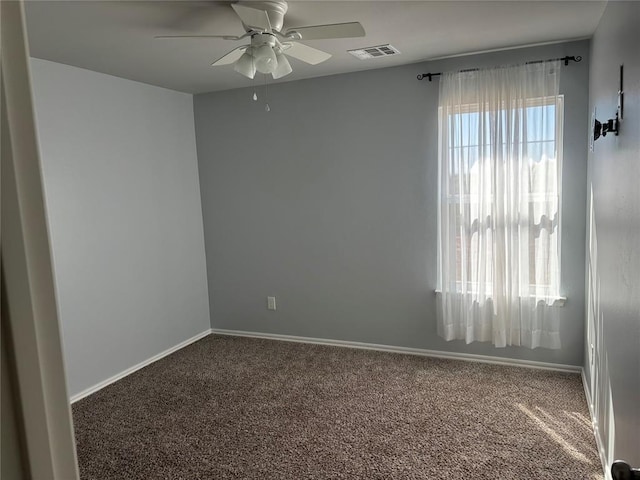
[
  {"x1": 593, "y1": 113, "x2": 620, "y2": 141},
  {"x1": 592, "y1": 65, "x2": 624, "y2": 144}
]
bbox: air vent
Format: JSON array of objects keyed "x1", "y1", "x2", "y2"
[{"x1": 348, "y1": 44, "x2": 401, "y2": 60}]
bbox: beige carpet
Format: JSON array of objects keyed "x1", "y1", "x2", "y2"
[{"x1": 72, "y1": 335, "x2": 602, "y2": 479}]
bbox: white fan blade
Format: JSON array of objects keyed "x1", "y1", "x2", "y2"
[
  {"x1": 231, "y1": 3, "x2": 272, "y2": 32},
  {"x1": 284, "y1": 22, "x2": 365, "y2": 41},
  {"x1": 155, "y1": 35, "x2": 241, "y2": 40},
  {"x1": 211, "y1": 46, "x2": 248, "y2": 66},
  {"x1": 283, "y1": 42, "x2": 331, "y2": 65}
]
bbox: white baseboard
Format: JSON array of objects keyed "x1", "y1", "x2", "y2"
[
  {"x1": 71, "y1": 327, "x2": 581, "y2": 404},
  {"x1": 581, "y1": 368, "x2": 611, "y2": 480},
  {"x1": 211, "y1": 328, "x2": 581, "y2": 373},
  {"x1": 70, "y1": 329, "x2": 212, "y2": 403}
]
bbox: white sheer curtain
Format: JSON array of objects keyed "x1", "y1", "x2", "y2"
[{"x1": 436, "y1": 61, "x2": 562, "y2": 349}]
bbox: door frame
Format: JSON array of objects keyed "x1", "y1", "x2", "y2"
[{"x1": 1, "y1": 1, "x2": 79, "y2": 478}]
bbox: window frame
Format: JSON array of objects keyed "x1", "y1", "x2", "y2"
[{"x1": 436, "y1": 95, "x2": 566, "y2": 304}]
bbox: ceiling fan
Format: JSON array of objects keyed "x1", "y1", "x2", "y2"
[{"x1": 156, "y1": 0, "x2": 365, "y2": 80}]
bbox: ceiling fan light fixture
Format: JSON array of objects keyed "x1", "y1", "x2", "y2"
[
  {"x1": 254, "y1": 44, "x2": 278, "y2": 74},
  {"x1": 234, "y1": 50, "x2": 256, "y2": 79},
  {"x1": 272, "y1": 51, "x2": 292, "y2": 79}
]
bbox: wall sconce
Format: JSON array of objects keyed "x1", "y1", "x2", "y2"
[
  {"x1": 590, "y1": 65, "x2": 624, "y2": 150},
  {"x1": 593, "y1": 114, "x2": 619, "y2": 141}
]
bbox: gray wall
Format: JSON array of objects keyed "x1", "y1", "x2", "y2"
[
  {"x1": 30, "y1": 59, "x2": 211, "y2": 398},
  {"x1": 584, "y1": 1, "x2": 640, "y2": 466},
  {"x1": 194, "y1": 40, "x2": 590, "y2": 366}
]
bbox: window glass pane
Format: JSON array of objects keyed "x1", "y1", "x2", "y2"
[{"x1": 443, "y1": 96, "x2": 562, "y2": 296}]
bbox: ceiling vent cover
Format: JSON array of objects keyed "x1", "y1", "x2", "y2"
[{"x1": 348, "y1": 44, "x2": 401, "y2": 60}]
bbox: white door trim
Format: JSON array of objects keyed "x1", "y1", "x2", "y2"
[{"x1": 1, "y1": 2, "x2": 79, "y2": 477}]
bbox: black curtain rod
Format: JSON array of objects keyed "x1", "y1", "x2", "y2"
[{"x1": 417, "y1": 55, "x2": 582, "y2": 81}]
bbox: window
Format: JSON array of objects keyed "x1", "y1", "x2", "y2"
[{"x1": 440, "y1": 95, "x2": 563, "y2": 300}]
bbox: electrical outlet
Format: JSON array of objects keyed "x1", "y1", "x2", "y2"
[{"x1": 267, "y1": 296, "x2": 276, "y2": 311}]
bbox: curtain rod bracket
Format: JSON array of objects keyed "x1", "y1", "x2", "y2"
[
  {"x1": 564, "y1": 55, "x2": 582, "y2": 66},
  {"x1": 416, "y1": 73, "x2": 436, "y2": 81}
]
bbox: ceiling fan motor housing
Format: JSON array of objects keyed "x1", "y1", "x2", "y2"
[
  {"x1": 240, "y1": 0, "x2": 288, "y2": 32},
  {"x1": 251, "y1": 33, "x2": 277, "y2": 49}
]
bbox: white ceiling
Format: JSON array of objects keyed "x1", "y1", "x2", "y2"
[{"x1": 25, "y1": 1, "x2": 606, "y2": 94}]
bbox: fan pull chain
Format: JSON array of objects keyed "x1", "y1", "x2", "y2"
[
  {"x1": 252, "y1": 55, "x2": 258, "y2": 101},
  {"x1": 264, "y1": 73, "x2": 270, "y2": 112}
]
